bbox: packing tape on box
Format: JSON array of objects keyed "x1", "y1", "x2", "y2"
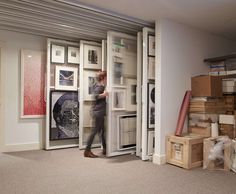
[{"x1": 211, "y1": 123, "x2": 219, "y2": 137}]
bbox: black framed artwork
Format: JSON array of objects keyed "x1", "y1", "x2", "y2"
[
  {"x1": 147, "y1": 82, "x2": 155, "y2": 128},
  {"x1": 50, "y1": 90, "x2": 79, "y2": 140}
]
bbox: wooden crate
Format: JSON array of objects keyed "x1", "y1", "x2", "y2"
[{"x1": 166, "y1": 134, "x2": 204, "y2": 169}]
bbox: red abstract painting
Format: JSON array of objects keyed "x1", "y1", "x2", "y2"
[{"x1": 21, "y1": 50, "x2": 46, "y2": 118}]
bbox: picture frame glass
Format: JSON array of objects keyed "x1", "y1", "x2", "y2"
[
  {"x1": 21, "y1": 49, "x2": 46, "y2": 118},
  {"x1": 83, "y1": 70, "x2": 97, "y2": 101},
  {"x1": 55, "y1": 66, "x2": 78, "y2": 91},
  {"x1": 51, "y1": 44, "x2": 65, "y2": 63},
  {"x1": 68, "y1": 46, "x2": 80, "y2": 64},
  {"x1": 112, "y1": 89, "x2": 126, "y2": 110},
  {"x1": 148, "y1": 35, "x2": 155, "y2": 57},
  {"x1": 50, "y1": 91, "x2": 79, "y2": 140},
  {"x1": 126, "y1": 78, "x2": 137, "y2": 111},
  {"x1": 148, "y1": 83, "x2": 155, "y2": 128},
  {"x1": 148, "y1": 57, "x2": 155, "y2": 80},
  {"x1": 84, "y1": 44, "x2": 102, "y2": 69}
]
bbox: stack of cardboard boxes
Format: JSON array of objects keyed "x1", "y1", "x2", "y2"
[{"x1": 166, "y1": 75, "x2": 236, "y2": 170}]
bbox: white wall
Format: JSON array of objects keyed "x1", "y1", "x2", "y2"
[
  {"x1": 0, "y1": 30, "x2": 46, "y2": 151},
  {"x1": 154, "y1": 18, "x2": 236, "y2": 163}
]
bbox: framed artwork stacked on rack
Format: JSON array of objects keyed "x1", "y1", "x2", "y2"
[
  {"x1": 46, "y1": 39, "x2": 80, "y2": 150},
  {"x1": 79, "y1": 41, "x2": 103, "y2": 149}
]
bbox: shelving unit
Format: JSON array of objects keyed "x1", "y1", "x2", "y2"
[{"x1": 141, "y1": 27, "x2": 155, "y2": 160}]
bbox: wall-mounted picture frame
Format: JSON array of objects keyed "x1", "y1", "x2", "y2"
[
  {"x1": 148, "y1": 35, "x2": 155, "y2": 57},
  {"x1": 51, "y1": 44, "x2": 65, "y2": 63},
  {"x1": 68, "y1": 46, "x2": 80, "y2": 64},
  {"x1": 20, "y1": 49, "x2": 46, "y2": 118},
  {"x1": 112, "y1": 88, "x2": 126, "y2": 111},
  {"x1": 126, "y1": 78, "x2": 137, "y2": 111},
  {"x1": 148, "y1": 57, "x2": 155, "y2": 80},
  {"x1": 147, "y1": 131, "x2": 155, "y2": 155},
  {"x1": 50, "y1": 91, "x2": 79, "y2": 140},
  {"x1": 84, "y1": 44, "x2": 102, "y2": 69},
  {"x1": 148, "y1": 82, "x2": 155, "y2": 128},
  {"x1": 55, "y1": 66, "x2": 78, "y2": 91},
  {"x1": 83, "y1": 70, "x2": 97, "y2": 101},
  {"x1": 117, "y1": 114, "x2": 136, "y2": 150}
]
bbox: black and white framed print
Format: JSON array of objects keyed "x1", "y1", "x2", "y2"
[
  {"x1": 55, "y1": 66, "x2": 78, "y2": 91},
  {"x1": 67, "y1": 46, "x2": 80, "y2": 64},
  {"x1": 147, "y1": 131, "x2": 155, "y2": 155},
  {"x1": 84, "y1": 44, "x2": 102, "y2": 69},
  {"x1": 147, "y1": 82, "x2": 155, "y2": 128},
  {"x1": 148, "y1": 35, "x2": 155, "y2": 57},
  {"x1": 112, "y1": 88, "x2": 126, "y2": 111},
  {"x1": 117, "y1": 114, "x2": 136, "y2": 150},
  {"x1": 51, "y1": 44, "x2": 65, "y2": 63},
  {"x1": 148, "y1": 57, "x2": 155, "y2": 80},
  {"x1": 113, "y1": 62, "x2": 124, "y2": 85},
  {"x1": 126, "y1": 78, "x2": 137, "y2": 111},
  {"x1": 83, "y1": 70, "x2": 97, "y2": 101},
  {"x1": 50, "y1": 91, "x2": 79, "y2": 140}
]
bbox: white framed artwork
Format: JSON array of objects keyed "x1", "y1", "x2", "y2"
[
  {"x1": 55, "y1": 66, "x2": 78, "y2": 91},
  {"x1": 84, "y1": 44, "x2": 102, "y2": 69},
  {"x1": 51, "y1": 44, "x2": 65, "y2": 63},
  {"x1": 83, "y1": 70, "x2": 97, "y2": 101},
  {"x1": 68, "y1": 46, "x2": 80, "y2": 64},
  {"x1": 113, "y1": 62, "x2": 124, "y2": 85},
  {"x1": 148, "y1": 57, "x2": 155, "y2": 80},
  {"x1": 147, "y1": 131, "x2": 155, "y2": 155},
  {"x1": 117, "y1": 114, "x2": 136, "y2": 150},
  {"x1": 148, "y1": 35, "x2": 155, "y2": 57},
  {"x1": 126, "y1": 78, "x2": 137, "y2": 111},
  {"x1": 112, "y1": 88, "x2": 126, "y2": 111}
]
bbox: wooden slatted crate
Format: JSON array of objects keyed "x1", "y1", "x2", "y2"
[{"x1": 166, "y1": 134, "x2": 204, "y2": 169}]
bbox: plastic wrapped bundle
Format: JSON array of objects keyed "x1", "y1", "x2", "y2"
[
  {"x1": 232, "y1": 140, "x2": 236, "y2": 173},
  {"x1": 203, "y1": 136, "x2": 232, "y2": 171}
]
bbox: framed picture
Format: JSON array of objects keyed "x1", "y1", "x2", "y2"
[
  {"x1": 51, "y1": 44, "x2": 65, "y2": 63},
  {"x1": 55, "y1": 66, "x2": 78, "y2": 91},
  {"x1": 113, "y1": 62, "x2": 124, "y2": 85},
  {"x1": 148, "y1": 131, "x2": 155, "y2": 155},
  {"x1": 84, "y1": 44, "x2": 102, "y2": 69},
  {"x1": 50, "y1": 91, "x2": 79, "y2": 140},
  {"x1": 117, "y1": 114, "x2": 136, "y2": 150},
  {"x1": 112, "y1": 88, "x2": 126, "y2": 111},
  {"x1": 20, "y1": 49, "x2": 46, "y2": 118},
  {"x1": 148, "y1": 35, "x2": 155, "y2": 57},
  {"x1": 148, "y1": 82, "x2": 155, "y2": 128},
  {"x1": 126, "y1": 78, "x2": 137, "y2": 111},
  {"x1": 83, "y1": 70, "x2": 97, "y2": 101},
  {"x1": 148, "y1": 57, "x2": 155, "y2": 80},
  {"x1": 68, "y1": 46, "x2": 80, "y2": 64},
  {"x1": 83, "y1": 103, "x2": 94, "y2": 127}
]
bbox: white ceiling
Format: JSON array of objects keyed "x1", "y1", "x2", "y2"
[{"x1": 77, "y1": 0, "x2": 236, "y2": 40}]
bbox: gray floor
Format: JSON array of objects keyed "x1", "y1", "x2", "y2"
[{"x1": 0, "y1": 148, "x2": 236, "y2": 194}]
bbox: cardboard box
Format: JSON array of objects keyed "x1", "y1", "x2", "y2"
[
  {"x1": 219, "y1": 124, "x2": 235, "y2": 139},
  {"x1": 191, "y1": 75, "x2": 223, "y2": 97},
  {"x1": 166, "y1": 134, "x2": 204, "y2": 169},
  {"x1": 219, "y1": 114, "x2": 235, "y2": 125}
]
